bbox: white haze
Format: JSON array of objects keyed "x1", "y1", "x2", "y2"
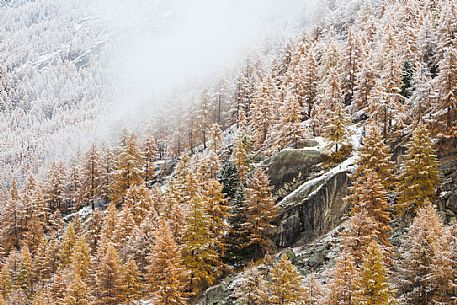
[
  {"x1": 87, "y1": 0, "x2": 323, "y2": 127},
  {"x1": 0, "y1": 0, "x2": 324, "y2": 182}
]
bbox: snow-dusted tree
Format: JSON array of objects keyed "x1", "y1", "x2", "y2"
[
  {"x1": 99, "y1": 146, "x2": 115, "y2": 201},
  {"x1": 85, "y1": 209, "x2": 103, "y2": 254},
  {"x1": 327, "y1": 249, "x2": 358, "y2": 305},
  {"x1": 343, "y1": 210, "x2": 381, "y2": 266},
  {"x1": 274, "y1": 90, "x2": 307, "y2": 150},
  {"x1": 202, "y1": 178, "x2": 229, "y2": 256},
  {"x1": 235, "y1": 265, "x2": 269, "y2": 305},
  {"x1": 16, "y1": 245, "x2": 34, "y2": 298},
  {"x1": 368, "y1": 26, "x2": 404, "y2": 140},
  {"x1": 232, "y1": 130, "x2": 251, "y2": 185},
  {"x1": 430, "y1": 223, "x2": 457, "y2": 304},
  {"x1": 110, "y1": 132, "x2": 144, "y2": 203},
  {"x1": 347, "y1": 171, "x2": 392, "y2": 249},
  {"x1": 268, "y1": 254, "x2": 306, "y2": 305},
  {"x1": 397, "y1": 122, "x2": 440, "y2": 215},
  {"x1": 342, "y1": 28, "x2": 362, "y2": 105},
  {"x1": 1, "y1": 189, "x2": 24, "y2": 252},
  {"x1": 302, "y1": 274, "x2": 324, "y2": 305},
  {"x1": 95, "y1": 244, "x2": 124, "y2": 305},
  {"x1": 355, "y1": 241, "x2": 395, "y2": 305},
  {"x1": 433, "y1": 45, "x2": 457, "y2": 138},
  {"x1": 250, "y1": 74, "x2": 275, "y2": 149},
  {"x1": 126, "y1": 209, "x2": 159, "y2": 272},
  {"x1": 147, "y1": 219, "x2": 187, "y2": 305},
  {"x1": 58, "y1": 223, "x2": 76, "y2": 270},
  {"x1": 209, "y1": 123, "x2": 224, "y2": 153},
  {"x1": 303, "y1": 48, "x2": 319, "y2": 118},
  {"x1": 45, "y1": 161, "x2": 66, "y2": 213},
  {"x1": 71, "y1": 237, "x2": 91, "y2": 283},
  {"x1": 66, "y1": 159, "x2": 82, "y2": 210},
  {"x1": 243, "y1": 168, "x2": 277, "y2": 258},
  {"x1": 398, "y1": 205, "x2": 443, "y2": 305},
  {"x1": 314, "y1": 68, "x2": 343, "y2": 137},
  {"x1": 323, "y1": 97, "x2": 351, "y2": 154},
  {"x1": 353, "y1": 125, "x2": 395, "y2": 190},
  {"x1": 123, "y1": 185, "x2": 152, "y2": 226},
  {"x1": 197, "y1": 88, "x2": 212, "y2": 149},
  {"x1": 64, "y1": 273, "x2": 90, "y2": 305},
  {"x1": 196, "y1": 151, "x2": 221, "y2": 182},
  {"x1": 82, "y1": 144, "x2": 101, "y2": 209},
  {"x1": 35, "y1": 236, "x2": 52, "y2": 283},
  {"x1": 122, "y1": 258, "x2": 142, "y2": 305},
  {"x1": 143, "y1": 135, "x2": 157, "y2": 182},
  {"x1": 181, "y1": 191, "x2": 221, "y2": 294},
  {"x1": 114, "y1": 203, "x2": 136, "y2": 257},
  {"x1": 100, "y1": 203, "x2": 119, "y2": 245}
]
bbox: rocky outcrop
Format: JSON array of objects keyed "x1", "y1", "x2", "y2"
[
  {"x1": 265, "y1": 147, "x2": 323, "y2": 191},
  {"x1": 276, "y1": 171, "x2": 350, "y2": 247}
]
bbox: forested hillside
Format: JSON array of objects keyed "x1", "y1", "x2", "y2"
[{"x1": 0, "y1": 0, "x2": 456, "y2": 304}]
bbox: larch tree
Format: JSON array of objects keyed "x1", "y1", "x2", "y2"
[
  {"x1": 397, "y1": 122, "x2": 440, "y2": 215},
  {"x1": 275, "y1": 90, "x2": 306, "y2": 150},
  {"x1": 181, "y1": 191, "x2": 220, "y2": 294},
  {"x1": 343, "y1": 210, "x2": 380, "y2": 266},
  {"x1": 66, "y1": 159, "x2": 82, "y2": 210},
  {"x1": 314, "y1": 67, "x2": 342, "y2": 136},
  {"x1": 202, "y1": 178, "x2": 229, "y2": 257},
  {"x1": 355, "y1": 241, "x2": 395, "y2": 305},
  {"x1": 347, "y1": 170, "x2": 392, "y2": 249},
  {"x1": 235, "y1": 266, "x2": 269, "y2": 305},
  {"x1": 143, "y1": 135, "x2": 157, "y2": 182},
  {"x1": 327, "y1": 249, "x2": 358, "y2": 305},
  {"x1": 35, "y1": 236, "x2": 52, "y2": 283},
  {"x1": 302, "y1": 274, "x2": 324, "y2": 305},
  {"x1": 95, "y1": 244, "x2": 124, "y2": 305},
  {"x1": 64, "y1": 273, "x2": 90, "y2": 305},
  {"x1": 85, "y1": 209, "x2": 103, "y2": 254},
  {"x1": 243, "y1": 168, "x2": 277, "y2": 259},
  {"x1": 250, "y1": 74, "x2": 275, "y2": 149},
  {"x1": 232, "y1": 130, "x2": 251, "y2": 185},
  {"x1": 110, "y1": 132, "x2": 144, "y2": 203},
  {"x1": 0, "y1": 188, "x2": 23, "y2": 252},
  {"x1": 323, "y1": 97, "x2": 352, "y2": 154},
  {"x1": 45, "y1": 161, "x2": 66, "y2": 213},
  {"x1": 99, "y1": 146, "x2": 115, "y2": 201},
  {"x1": 353, "y1": 125, "x2": 395, "y2": 190},
  {"x1": 430, "y1": 223, "x2": 457, "y2": 304},
  {"x1": 123, "y1": 184, "x2": 152, "y2": 226},
  {"x1": 147, "y1": 219, "x2": 187, "y2": 305},
  {"x1": 100, "y1": 203, "x2": 119, "y2": 245},
  {"x1": 303, "y1": 47, "x2": 319, "y2": 119},
  {"x1": 398, "y1": 205, "x2": 443, "y2": 305},
  {"x1": 58, "y1": 223, "x2": 76, "y2": 270},
  {"x1": 16, "y1": 245, "x2": 34, "y2": 298},
  {"x1": 82, "y1": 144, "x2": 101, "y2": 209},
  {"x1": 433, "y1": 45, "x2": 457, "y2": 138},
  {"x1": 71, "y1": 237, "x2": 91, "y2": 284},
  {"x1": 369, "y1": 26, "x2": 404, "y2": 140},
  {"x1": 268, "y1": 254, "x2": 306, "y2": 305},
  {"x1": 209, "y1": 123, "x2": 224, "y2": 153},
  {"x1": 0, "y1": 257, "x2": 13, "y2": 299},
  {"x1": 122, "y1": 258, "x2": 142, "y2": 305}
]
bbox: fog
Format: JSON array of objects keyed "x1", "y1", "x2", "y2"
[{"x1": 89, "y1": 0, "x2": 323, "y2": 124}]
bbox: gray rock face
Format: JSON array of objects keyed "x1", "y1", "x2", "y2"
[
  {"x1": 265, "y1": 148, "x2": 323, "y2": 190},
  {"x1": 276, "y1": 171, "x2": 350, "y2": 247}
]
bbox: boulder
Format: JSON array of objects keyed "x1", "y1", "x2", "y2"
[{"x1": 265, "y1": 149, "x2": 323, "y2": 190}]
